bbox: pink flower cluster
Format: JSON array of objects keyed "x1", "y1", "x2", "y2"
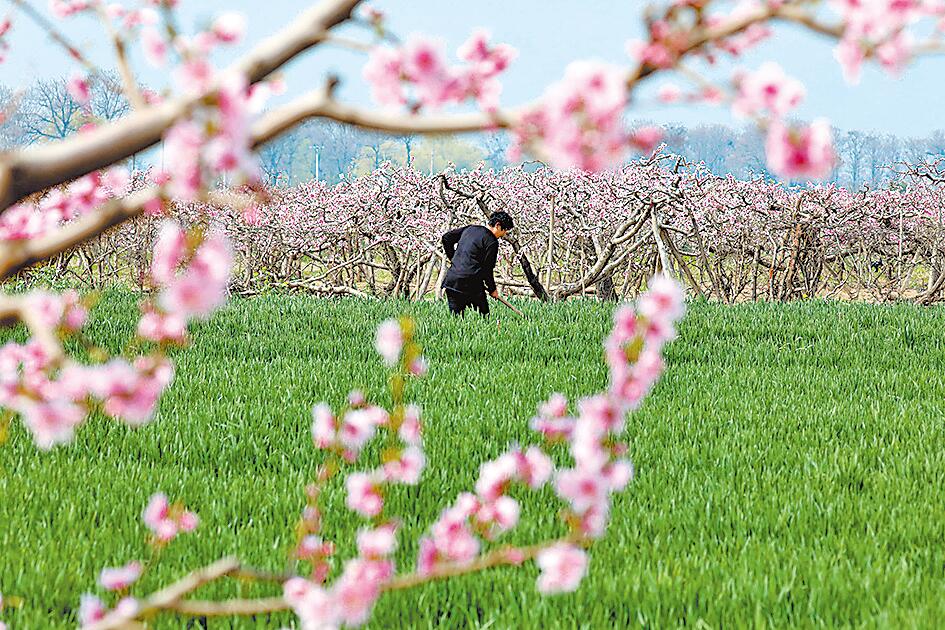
[
  {"x1": 729, "y1": 61, "x2": 835, "y2": 180},
  {"x1": 142, "y1": 492, "x2": 199, "y2": 543},
  {"x1": 3, "y1": 219, "x2": 231, "y2": 449},
  {"x1": 79, "y1": 492, "x2": 197, "y2": 627},
  {"x1": 138, "y1": 220, "x2": 233, "y2": 344},
  {"x1": 78, "y1": 594, "x2": 140, "y2": 629},
  {"x1": 0, "y1": 168, "x2": 129, "y2": 242},
  {"x1": 281, "y1": 278, "x2": 684, "y2": 626},
  {"x1": 156, "y1": 73, "x2": 265, "y2": 202},
  {"x1": 285, "y1": 523, "x2": 398, "y2": 628},
  {"x1": 831, "y1": 0, "x2": 941, "y2": 84},
  {"x1": 99, "y1": 561, "x2": 142, "y2": 591},
  {"x1": 765, "y1": 119, "x2": 836, "y2": 182},
  {"x1": 512, "y1": 62, "x2": 635, "y2": 172},
  {"x1": 732, "y1": 62, "x2": 804, "y2": 119},
  {"x1": 606, "y1": 274, "x2": 685, "y2": 407},
  {"x1": 0, "y1": 316, "x2": 173, "y2": 449},
  {"x1": 417, "y1": 446, "x2": 552, "y2": 574},
  {"x1": 286, "y1": 318, "x2": 436, "y2": 626},
  {"x1": 49, "y1": 0, "x2": 92, "y2": 18},
  {"x1": 374, "y1": 319, "x2": 403, "y2": 366},
  {"x1": 627, "y1": 19, "x2": 688, "y2": 69},
  {"x1": 337, "y1": 402, "x2": 425, "y2": 517},
  {"x1": 363, "y1": 30, "x2": 516, "y2": 111}
]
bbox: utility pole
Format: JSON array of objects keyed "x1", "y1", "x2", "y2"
[{"x1": 314, "y1": 144, "x2": 322, "y2": 181}]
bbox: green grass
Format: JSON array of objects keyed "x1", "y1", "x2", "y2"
[{"x1": 3, "y1": 294, "x2": 945, "y2": 628}]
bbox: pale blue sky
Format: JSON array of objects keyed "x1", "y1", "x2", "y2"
[{"x1": 2, "y1": 0, "x2": 944, "y2": 136}]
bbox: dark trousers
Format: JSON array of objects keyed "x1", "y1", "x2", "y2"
[{"x1": 443, "y1": 276, "x2": 489, "y2": 316}]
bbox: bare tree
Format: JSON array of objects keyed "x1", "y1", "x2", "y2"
[
  {"x1": 0, "y1": 85, "x2": 27, "y2": 150},
  {"x1": 838, "y1": 130, "x2": 868, "y2": 188},
  {"x1": 481, "y1": 132, "x2": 510, "y2": 170},
  {"x1": 401, "y1": 134, "x2": 415, "y2": 166},
  {"x1": 20, "y1": 78, "x2": 83, "y2": 143},
  {"x1": 257, "y1": 129, "x2": 300, "y2": 186},
  {"x1": 317, "y1": 121, "x2": 362, "y2": 181},
  {"x1": 90, "y1": 71, "x2": 131, "y2": 122}
]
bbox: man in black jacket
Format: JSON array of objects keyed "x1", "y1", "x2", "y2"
[{"x1": 441, "y1": 212, "x2": 514, "y2": 316}]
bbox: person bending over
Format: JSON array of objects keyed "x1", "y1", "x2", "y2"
[{"x1": 440, "y1": 211, "x2": 514, "y2": 316}]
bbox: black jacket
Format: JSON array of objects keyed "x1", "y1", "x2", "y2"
[{"x1": 441, "y1": 225, "x2": 499, "y2": 293}]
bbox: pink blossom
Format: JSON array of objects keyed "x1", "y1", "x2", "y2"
[
  {"x1": 174, "y1": 57, "x2": 213, "y2": 94},
  {"x1": 162, "y1": 121, "x2": 203, "y2": 200},
  {"x1": 701, "y1": 85, "x2": 725, "y2": 105},
  {"x1": 179, "y1": 510, "x2": 199, "y2": 532},
  {"x1": 141, "y1": 27, "x2": 167, "y2": 67},
  {"x1": 554, "y1": 467, "x2": 608, "y2": 513},
  {"x1": 102, "y1": 166, "x2": 131, "y2": 196},
  {"x1": 403, "y1": 36, "x2": 448, "y2": 86},
  {"x1": 339, "y1": 406, "x2": 385, "y2": 451},
  {"x1": 348, "y1": 389, "x2": 366, "y2": 407},
  {"x1": 284, "y1": 578, "x2": 340, "y2": 630},
  {"x1": 137, "y1": 310, "x2": 187, "y2": 344},
  {"x1": 143, "y1": 493, "x2": 170, "y2": 529},
  {"x1": 576, "y1": 395, "x2": 622, "y2": 435},
  {"x1": 211, "y1": 12, "x2": 246, "y2": 44},
  {"x1": 535, "y1": 544, "x2": 588, "y2": 594},
  {"x1": 99, "y1": 561, "x2": 143, "y2": 591},
  {"x1": 539, "y1": 393, "x2": 568, "y2": 418},
  {"x1": 159, "y1": 254, "x2": 230, "y2": 319},
  {"x1": 356, "y1": 522, "x2": 398, "y2": 558},
  {"x1": 579, "y1": 501, "x2": 611, "y2": 539},
  {"x1": 834, "y1": 38, "x2": 865, "y2": 84},
  {"x1": 26, "y1": 289, "x2": 86, "y2": 332},
  {"x1": 88, "y1": 357, "x2": 172, "y2": 425},
  {"x1": 732, "y1": 62, "x2": 805, "y2": 119},
  {"x1": 399, "y1": 404, "x2": 422, "y2": 444},
  {"x1": 375, "y1": 319, "x2": 403, "y2": 366},
  {"x1": 518, "y1": 446, "x2": 553, "y2": 488},
  {"x1": 333, "y1": 559, "x2": 390, "y2": 625},
  {"x1": 142, "y1": 492, "x2": 198, "y2": 542},
  {"x1": 657, "y1": 82, "x2": 683, "y2": 103},
  {"x1": 876, "y1": 31, "x2": 912, "y2": 76},
  {"x1": 383, "y1": 445, "x2": 425, "y2": 484},
  {"x1": 363, "y1": 46, "x2": 406, "y2": 107},
  {"x1": 630, "y1": 126, "x2": 664, "y2": 153},
  {"x1": 604, "y1": 459, "x2": 634, "y2": 491},
  {"x1": 765, "y1": 119, "x2": 836, "y2": 180},
  {"x1": 408, "y1": 356, "x2": 428, "y2": 376},
  {"x1": 123, "y1": 7, "x2": 158, "y2": 29},
  {"x1": 475, "y1": 452, "x2": 518, "y2": 501},
  {"x1": 475, "y1": 495, "x2": 520, "y2": 533},
  {"x1": 67, "y1": 73, "x2": 91, "y2": 105},
  {"x1": 346, "y1": 472, "x2": 384, "y2": 517},
  {"x1": 0, "y1": 203, "x2": 58, "y2": 241},
  {"x1": 311, "y1": 403, "x2": 336, "y2": 449},
  {"x1": 530, "y1": 415, "x2": 575, "y2": 441},
  {"x1": 22, "y1": 400, "x2": 85, "y2": 450},
  {"x1": 430, "y1": 509, "x2": 480, "y2": 563},
  {"x1": 79, "y1": 593, "x2": 107, "y2": 626},
  {"x1": 638, "y1": 274, "x2": 686, "y2": 323}
]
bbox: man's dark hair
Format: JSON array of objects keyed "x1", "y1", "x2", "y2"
[{"x1": 488, "y1": 211, "x2": 514, "y2": 231}]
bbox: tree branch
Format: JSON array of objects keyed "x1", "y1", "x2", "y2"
[{"x1": 0, "y1": 0, "x2": 364, "y2": 211}]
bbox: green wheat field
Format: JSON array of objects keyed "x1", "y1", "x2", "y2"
[{"x1": 3, "y1": 293, "x2": 945, "y2": 628}]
